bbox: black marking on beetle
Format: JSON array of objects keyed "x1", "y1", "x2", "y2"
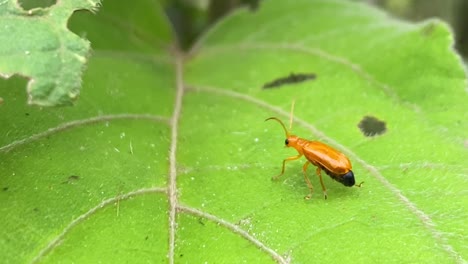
[
  {"x1": 358, "y1": 116, "x2": 387, "y2": 137},
  {"x1": 262, "y1": 72, "x2": 316, "y2": 89},
  {"x1": 323, "y1": 167, "x2": 356, "y2": 187}
]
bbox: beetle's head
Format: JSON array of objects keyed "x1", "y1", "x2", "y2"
[{"x1": 284, "y1": 135, "x2": 299, "y2": 149}]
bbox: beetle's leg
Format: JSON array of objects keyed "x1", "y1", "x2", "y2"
[
  {"x1": 302, "y1": 161, "x2": 314, "y2": 200},
  {"x1": 315, "y1": 167, "x2": 328, "y2": 200},
  {"x1": 272, "y1": 154, "x2": 302, "y2": 181}
]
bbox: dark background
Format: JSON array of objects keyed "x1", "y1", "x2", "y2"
[
  {"x1": 165, "y1": 0, "x2": 468, "y2": 58},
  {"x1": 17, "y1": 0, "x2": 468, "y2": 58}
]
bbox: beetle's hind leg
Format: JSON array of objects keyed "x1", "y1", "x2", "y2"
[
  {"x1": 302, "y1": 161, "x2": 314, "y2": 200},
  {"x1": 315, "y1": 167, "x2": 328, "y2": 200}
]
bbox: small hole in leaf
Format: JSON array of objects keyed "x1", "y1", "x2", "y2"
[
  {"x1": 18, "y1": 0, "x2": 57, "y2": 10},
  {"x1": 358, "y1": 116, "x2": 387, "y2": 137},
  {"x1": 262, "y1": 72, "x2": 316, "y2": 89}
]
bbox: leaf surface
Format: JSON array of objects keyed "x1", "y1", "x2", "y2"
[{"x1": 1, "y1": 0, "x2": 467, "y2": 263}]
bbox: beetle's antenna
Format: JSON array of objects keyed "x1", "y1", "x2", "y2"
[
  {"x1": 289, "y1": 99, "x2": 296, "y2": 130},
  {"x1": 265, "y1": 117, "x2": 290, "y2": 138}
]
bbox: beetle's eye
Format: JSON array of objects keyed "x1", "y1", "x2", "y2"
[{"x1": 285, "y1": 139, "x2": 289, "y2": 145}]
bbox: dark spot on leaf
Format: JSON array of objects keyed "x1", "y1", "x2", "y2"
[
  {"x1": 358, "y1": 116, "x2": 387, "y2": 137},
  {"x1": 33, "y1": 207, "x2": 39, "y2": 212},
  {"x1": 18, "y1": 0, "x2": 57, "y2": 10},
  {"x1": 198, "y1": 217, "x2": 205, "y2": 226},
  {"x1": 145, "y1": 236, "x2": 149, "y2": 240},
  {"x1": 25, "y1": 113, "x2": 30, "y2": 116},
  {"x1": 69, "y1": 175, "x2": 80, "y2": 180},
  {"x1": 62, "y1": 175, "x2": 80, "y2": 184},
  {"x1": 180, "y1": 254, "x2": 184, "y2": 257},
  {"x1": 2, "y1": 187, "x2": 8, "y2": 191},
  {"x1": 262, "y1": 72, "x2": 316, "y2": 89}
]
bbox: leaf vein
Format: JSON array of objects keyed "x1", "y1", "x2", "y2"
[
  {"x1": 167, "y1": 51, "x2": 184, "y2": 264},
  {"x1": 178, "y1": 205, "x2": 290, "y2": 264},
  {"x1": 0, "y1": 114, "x2": 169, "y2": 153},
  {"x1": 30, "y1": 187, "x2": 167, "y2": 263}
]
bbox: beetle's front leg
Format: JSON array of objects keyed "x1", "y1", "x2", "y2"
[{"x1": 272, "y1": 154, "x2": 303, "y2": 181}]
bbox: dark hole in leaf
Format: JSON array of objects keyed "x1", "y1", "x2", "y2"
[
  {"x1": 262, "y1": 72, "x2": 316, "y2": 89},
  {"x1": 18, "y1": 0, "x2": 57, "y2": 10},
  {"x1": 358, "y1": 116, "x2": 386, "y2": 137}
]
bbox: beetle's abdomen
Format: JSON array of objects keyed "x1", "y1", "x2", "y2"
[{"x1": 324, "y1": 169, "x2": 356, "y2": 187}]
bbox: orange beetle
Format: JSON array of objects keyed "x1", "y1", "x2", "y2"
[{"x1": 266, "y1": 117, "x2": 363, "y2": 199}]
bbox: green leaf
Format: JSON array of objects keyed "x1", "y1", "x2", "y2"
[
  {"x1": 1, "y1": 0, "x2": 467, "y2": 263},
  {"x1": 0, "y1": 0, "x2": 100, "y2": 106}
]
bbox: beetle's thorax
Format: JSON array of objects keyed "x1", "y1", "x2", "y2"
[{"x1": 285, "y1": 135, "x2": 309, "y2": 154}]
